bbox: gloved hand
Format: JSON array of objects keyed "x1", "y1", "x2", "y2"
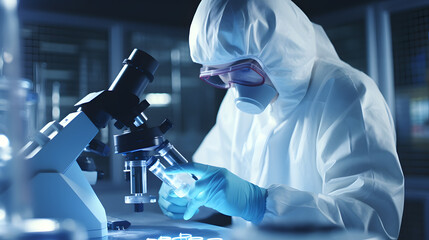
[
  {"x1": 164, "y1": 162, "x2": 267, "y2": 224},
  {"x1": 158, "y1": 182, "x2": 190, "y2": 219}
]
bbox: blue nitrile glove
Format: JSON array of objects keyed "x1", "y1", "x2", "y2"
[
  {"x1": 158, "y1": 182, "x2": 191, "y2": 219},
  {"x1": 164, "y1": 162, "x2": 267, "y2": 224}
]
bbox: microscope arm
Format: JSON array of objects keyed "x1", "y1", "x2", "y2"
[{"x1": 22, "y1": 111, "x2": 99, "y2": 175}]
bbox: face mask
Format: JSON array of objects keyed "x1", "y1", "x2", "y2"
[{"x1": 232, "y1": 83, "x2": 278, "y2": 114}]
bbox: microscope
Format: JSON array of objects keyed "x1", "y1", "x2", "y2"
[{"x1": 0, "y1": 49, "x2": 194, "y2": 238}]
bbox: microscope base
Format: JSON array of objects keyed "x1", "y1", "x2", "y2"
[{"x1": 31, "y1": 161, "x2": 107, "y2": 238}]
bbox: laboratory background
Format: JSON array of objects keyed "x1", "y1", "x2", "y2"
[{"x1": 0, "y1": 0, "x2": 428, "y2": 239}]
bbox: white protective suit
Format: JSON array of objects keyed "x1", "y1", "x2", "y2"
[{"x1": 190, "y1": 0, "x2": 404, "y2": 239}]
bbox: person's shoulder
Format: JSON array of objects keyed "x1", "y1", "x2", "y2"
[{"x1": 311, "y1": 59, "x2": 377, "y2": 103}]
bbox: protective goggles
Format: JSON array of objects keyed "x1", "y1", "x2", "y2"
[{"x1": 199, "y1": 60, "x2": 266, "y2": 89}]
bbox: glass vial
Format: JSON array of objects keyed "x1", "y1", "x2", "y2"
[{"x1": 148, "y1": 159, "x2": 195, "y2": 198}]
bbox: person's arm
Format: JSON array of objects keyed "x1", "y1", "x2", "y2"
[{"x1": 261, "y1": 76, "x2": 404, "y2": 239}]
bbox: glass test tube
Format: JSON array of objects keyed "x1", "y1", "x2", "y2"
[
  {"x1": 148, "y1": 141, "x2": 196, "y2": 198},
  {"x1": 148, "y1": 158, "x2": 195, "y2": 198}
]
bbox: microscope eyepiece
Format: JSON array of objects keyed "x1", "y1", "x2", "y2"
[{"x1": 109, "y1": 49, "x2": 159, "y2": 99}]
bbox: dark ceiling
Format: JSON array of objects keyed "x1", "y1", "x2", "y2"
[{"x1": 18, "y1": 0, "x2": 384, "y2": 28}]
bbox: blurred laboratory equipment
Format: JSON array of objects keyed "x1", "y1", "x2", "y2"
[
  {"x1": 0, "y1": 78, "x2": 36, "y2": 195},
  {"x1": 0, "y1": 218, "x2": 87, "y2": 240},
  {"x1": 0, "y1": 0, "x2": 33, "y2": 228}
]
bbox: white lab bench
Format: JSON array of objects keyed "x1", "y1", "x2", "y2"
[
  {"x1": 94, "y1": 183, "x2": 381, "y2": 240},
  {"x1": 106, "y1": 212, "x2": 230, "y2": 239},
  {"x1": 95, "y1": 183, "x2": 231, "y2": 239}
]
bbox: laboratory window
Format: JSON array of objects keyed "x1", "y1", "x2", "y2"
[{"x1": 392, "y1": 6, "x2": 429, "y2": 176}]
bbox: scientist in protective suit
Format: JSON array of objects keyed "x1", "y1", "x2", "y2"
[{"x1": 158, "y1": 0, "x2": 404, "y2": 239}]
